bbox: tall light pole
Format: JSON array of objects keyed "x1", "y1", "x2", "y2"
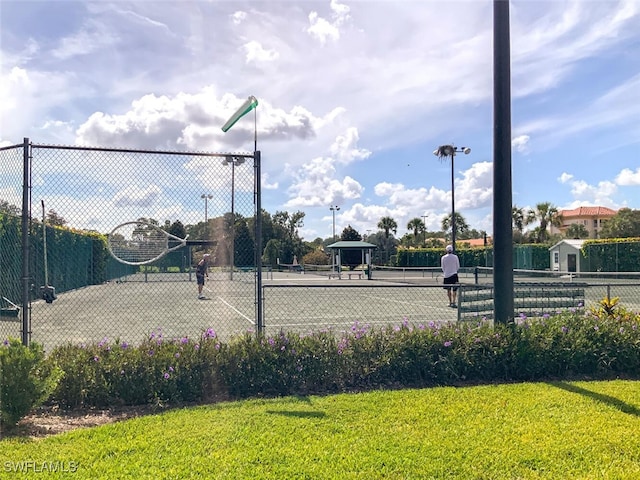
[
  {"x1": 201, "y1": 194, "x2": 213, "y2": 238},
  {"x1": 433, "y1": 145, "x2": 471, "y2": 252},
  {"x1": 223, "y1": 156, "x2": 245, "y2": 280},
  {"x1": 421, "y1": 214, "x2": 429, "y2": 246},
  {"x1": 330, "y1": 205, "x2": 340, "y2": 241},
  {"x1": 330, "y1": 205, "x2": 340, "y2": 274}
]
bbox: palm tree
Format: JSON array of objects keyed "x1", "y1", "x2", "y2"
[
  {"x1": 406, "y1": 217, "x2": 425, "y2": 245},
  {"x1": 377, "y1": 216, "x2": 398, "y2": 239},
  {"x1": 526, "y1": 202, "x2": 562, "y2": 243},
  {"x1": 441, "y1": 212, "x2": 469, "y2": 243},
  {"x1": 377, "y1": 216, "x2": 398, "y2": 264},
  {"x1": 512, "y1": 206, "x2": 525, "y2": 233}
]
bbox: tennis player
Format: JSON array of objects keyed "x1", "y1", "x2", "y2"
[
  {"x1": 441, "y1": 245, "x2": 460, "y2": 308},
  {"x1": 196, "y1": 254, "x2": 211, "y2": 299}
]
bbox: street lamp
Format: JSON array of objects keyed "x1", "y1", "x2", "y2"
[
  {"x1": 433, "y1": 145, "x2": 471, "y2": 252},
  {"x1": 330, "y1": 205, "x2": 340, "y2": 241},
  {"x1": 329, "y1": 205, "x2": 340, "y2": 274},
  {"x1": 421, "y1": 214, "x2": 429, "y2": 246},
  {"x1": 201, "y1": 194, "x2": 213, "y2": 238},
  {"x1": 222, "y1": 156, "x2": 245, "y2": 280}
]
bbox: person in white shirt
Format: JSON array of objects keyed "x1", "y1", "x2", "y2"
[{"x1": 440, "y1": 245, "x2": 460, "y2": 308}]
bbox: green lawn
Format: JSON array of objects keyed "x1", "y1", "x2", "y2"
[{"x1": 2, "y1": 380, "x2": 640, "y2": 479}]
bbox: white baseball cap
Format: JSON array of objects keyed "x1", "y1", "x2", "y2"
[{"x1": 445, "y1": 245, "x2": 453, "y2": 252}]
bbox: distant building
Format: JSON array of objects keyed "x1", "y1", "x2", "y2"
[{"x1": 550, "y1": 206, "x2": 618, "y2": 239}]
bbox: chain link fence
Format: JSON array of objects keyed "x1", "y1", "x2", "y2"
[
  {"x1": 2, "y1": 141, "x2": 640, "y2": 350},
  {"x1": 1, "y1": 141, "x2": 258, "y2": 348}
]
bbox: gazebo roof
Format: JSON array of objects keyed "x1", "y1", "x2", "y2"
[{"x1": 326, "y1": 241, "x2": 377, "y2": 250}]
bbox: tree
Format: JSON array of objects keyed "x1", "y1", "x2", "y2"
[
  {"x1": 45, "y1": 209, "x2": 67, "y2": 227},
  {"x1": 565, "y1": 223, "x2": 589, "y2": 239},
  {"x1": 302, "y1": 249, "x2": 330, "y2": 266},
  {"x1": 407, "y1": 217, "x2": 425, "y2": 245},
  {"x1": 599, "y1": 208, "x2": 640, "y2": 238},
  {"x1": 377, "y1": 216, "x2": 398, "y2": 264},
  {"x1": 0, "y1": 200, "x2": 20, "y2": 216},
  {"x1": 512, "y1": 206, "x2": 525, "y2": 233},
  {"x1": 441, "y1": 212, "x2": 469, "y2": 242},
  {"x1": 525, "y1": 202, "x2": 562, "y2": 243},
  {"x1": 377, "y1": 216, "x2": 398, "y2": 238}
]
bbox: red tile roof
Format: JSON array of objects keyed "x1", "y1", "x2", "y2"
[{"x1": 560, "y1": 206, "x2": 617, "y2": 217}]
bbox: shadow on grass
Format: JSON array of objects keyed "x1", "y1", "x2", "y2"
[
  {"x1": 551, "y1": 381, "x2": 640, "y2": 417},
  {"x1": 265, "y1": 410, "x2": 326, "y2": 419}
]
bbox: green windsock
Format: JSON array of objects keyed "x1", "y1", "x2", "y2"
[{"x1": 221, "y1": 96, "x2": 259, "y2": 132}]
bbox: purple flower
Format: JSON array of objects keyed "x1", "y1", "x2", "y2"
[
  {"x1": 268, "y1": 337, "x2": 275, "y2": 346},
  {"x1": 204, "y1": 328, "x2": 216, "y2": 339},
  {"x1": 543, "y1": 314, "x2": 550, "y2": 319},
  {"x1": 169, "y1": 366, "x2": 174, "y2": 372},
  {"x1": 175, "y1": 353, "x2": 180, "y2": 358},
  {"x1": 163, "y1": 372, "x2": 170, "y2": 379},
  {"x1": 444, "y1": 341, "x2": 452, "y2": 347},
  {"x1": 180, "y1": 337, "x2": 189, "y2": 344},
  {"x1": 594, "y1": 325, "x2": 599, "y2": 331},
  {"x1": 194, "y1": 343, "x2": 200, "y2": 350},
  {"x1": 93, "y1": 356, "x2": 99, "y2": 362},
  {"x1": 2, "y1": 339, "x2": 8, "y2": 346},
  {"x1": 148, "y1": 349, "x2": 154, "y2": 356},
  {"x1": 561, "y1": 326, "x2": 568, "y2": 334},
  {"x1": 121, "y1": 342, "x2": 129, "y2": 349}
]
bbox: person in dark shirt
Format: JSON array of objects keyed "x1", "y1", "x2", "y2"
[{"x1": 196, "y1": 254, "x2": 211, "y2": 299}]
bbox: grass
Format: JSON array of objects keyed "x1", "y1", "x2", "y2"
[{"x1": 2, "y1": 380, "x2": 640, "y2": 479}]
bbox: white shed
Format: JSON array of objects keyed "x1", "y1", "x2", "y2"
[{"x1": 548, "y1": 239, "x2": 585, "y2": 273}]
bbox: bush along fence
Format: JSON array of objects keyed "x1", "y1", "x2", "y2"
[{"x1": 2, "y1": 299, "x2": 639, "y2": 428}]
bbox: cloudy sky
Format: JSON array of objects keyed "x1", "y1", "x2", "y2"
[{"x1": 1, "y1": 0, "x2": 639, "y2": 240}]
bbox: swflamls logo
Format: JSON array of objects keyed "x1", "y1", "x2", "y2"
[{"x1": 3, "y1": 461, "x2": 79, "y2": 473}]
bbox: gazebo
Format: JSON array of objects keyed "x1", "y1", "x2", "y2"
[{"x1": 326, "y1": 241, "x2": 377, "y2": 279}]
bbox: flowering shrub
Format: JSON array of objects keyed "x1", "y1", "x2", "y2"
[
  {"x1": 48, "y1": 328, "x2": 223, "y2": 408},
  {"x1": 42, "y1": 306, "x2": 640, "y2": 410},
  {"x1": 0, "y1": 338, "x2": 62, "y2": 427}
]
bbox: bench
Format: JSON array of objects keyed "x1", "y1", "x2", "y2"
[
  {"x1": 458, "y1": 282, "x2": 587, "y2": 321},
  {"x1": 327, "y1": 272, "x2": 364, "y2": 280}
]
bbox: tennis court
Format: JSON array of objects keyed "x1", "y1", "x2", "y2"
[{"x1": 3, "y1": 268, "x2": 640, "y2": 350}]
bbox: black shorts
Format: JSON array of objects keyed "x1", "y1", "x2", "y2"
[
  {"x1": 443, "y1": 274, "x2": 459, "y2": 291},
  {"x1": 196, "y1": 273, "x2": 205, "y2": 286}
]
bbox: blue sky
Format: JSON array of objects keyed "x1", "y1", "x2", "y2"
[{"x1": 1, "y1": 0, "x2": 639, "y2": 241}]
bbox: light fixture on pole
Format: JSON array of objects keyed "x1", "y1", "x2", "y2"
[
  {"x1": 433, "y1": 145, "x2": 471, "y2": 252},
  {"x1": 222, "y1": 156, "x2": 246, "y2": 280}
]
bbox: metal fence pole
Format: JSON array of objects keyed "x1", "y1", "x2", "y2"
[{"x1": 21, "y1": 138, "x2": 31, "y2": 346}]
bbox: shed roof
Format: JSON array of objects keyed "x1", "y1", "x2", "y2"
[
  {"x1": 548, "y1": 239, "x2": 585, "y2": 251},
  {"x1": 326, "y1": 241, "x2": 377, "y2": 250}
]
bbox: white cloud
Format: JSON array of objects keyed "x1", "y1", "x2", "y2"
[
  {"x1": 512, "y1": 135, "x2": 530, "y2": 154},
  {"x1": 231, "y1": 11, "x2": 247, "y2": 25},
  {"x1": 615, "y1": 168, "x2": 640, "y2": 186},
  {"x1": 307, "y1": 0, "x2": 351, "y2": 45},
  {"x1": 244, "y1": 40, "x2": 279, "y2": 63},
  {"x1": 558, "y1": 173, "x2": 574, "y2": 184},
  {"x1": 329, "y1": 127, "x2": 371, "y2": 164},
  {"x1": 113, "y1": 185, "x2": 162, "y2": 208}
]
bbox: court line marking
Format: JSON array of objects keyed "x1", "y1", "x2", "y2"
[{"x1": 217, "y1": 296, "x2": 255, "y2": 325}]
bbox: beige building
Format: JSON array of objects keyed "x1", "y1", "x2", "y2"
[{"x1": 550, "y1": 206, "x2": 618, "y2": 239}]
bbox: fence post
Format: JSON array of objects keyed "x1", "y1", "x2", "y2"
[{"x1": 21, "y1": 137, "x2": 31, "y2": 346}]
